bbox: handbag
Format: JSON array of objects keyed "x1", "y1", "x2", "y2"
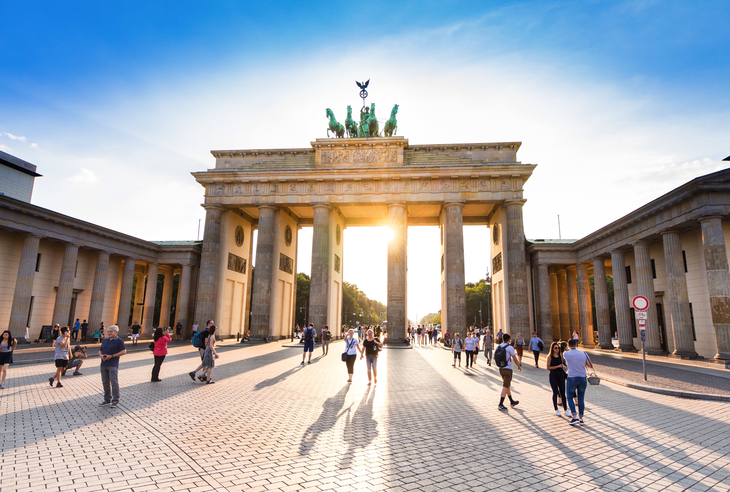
[
  {"x1": 342, "y1": 338, "x2": 354, "y2": 362},
  {"x1": 587, "y1": 371, "x2": 601, "y2": 385}
]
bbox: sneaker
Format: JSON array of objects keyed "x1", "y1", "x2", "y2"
[
  {"x1": 301, "y1": 362, "x2": 305, "y2": 365},
  {"x1": 73, "y1": 372, "x2": 82, "y2": 376},
  {"x1": 510, "y1": 400, "x2": 519, "y2": 408},
  {"x1": 0, "y1": 384, "x2": 4, "y2": 389},
  {"x1": 99, "y1": 401, "x2": 110, "y2": 406},
  {"x1": 56, "y1": 382, "x2": 63, "y2": 388},
  {"x1": 555, "y1": 410, "x2": 562, "y2": 416},
  {"x1": 110, "y1": 402, "x2": 118, "y2": 408},
  {"x1": 49, "y1": 377, "x2": 54, "y2": 387},
  {"x1": 307, "y1": 361, "x2": 311, "y2": 364},
  {"x1": 569, "y1": 418, "x2": 580, "y2": 426},
  {"x1": 189, "y1": 371, "x2": 196, "y2": 381},
  {"x1": 498, "y1": 404, "x2": 508, "y2": 411},
  {"x1": 578, "y1": 419, "x2": 585, "y2": 426},
  {"x1": 564, "y1": 410, "x2": 572, "y2": 417}
]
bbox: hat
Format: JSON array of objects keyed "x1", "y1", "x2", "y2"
[{"x1": 74, "y1": 345, "x2": 82, "y2": 352}]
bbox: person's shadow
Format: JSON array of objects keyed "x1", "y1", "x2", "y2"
[
  {"x1": 339, "y1": 386, "x2": 378, "y2": 469},
  {"x1": 299, "y1": 384, "x2": 351, "y2": 455}
]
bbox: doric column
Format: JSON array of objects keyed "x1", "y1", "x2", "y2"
[
  {"x1": 250, "y1": 205, "x2": 277, "y2": 339},
  {"x1": 592, "y1": 257, "x2": 613, "y2": 349},
  {"x1": 194, "y1": 205, "x2": 223, "y2": 327},
  {"x1": 116, "y1": 258, "x2": 136, "y2": 336},
  {"x1": 87, "y1": 251, "x2": 110, "y2": 333},
  {"x1": 557, "y1": 269, "x2": 570, "y2": 340},
  {"x1": 133, "y1": 271, "x2": 145, "y2": 323},
  {"x1": 549, "y1": 271, "x2": 561, "y2": 341},
  {"x1": 386, "y1": 203, "x2": 408, "y2": 344},
  {"x1": 176, "y1": 264, "x2": 192, "y2": 338},
  {"x1": 8, "y1": 234, "x2": 41, "y2": 336},
  {"x1": 158, "y1": 267, "x2": 174, "y2": 328},
  {"x1": 633, "y1": 241, "x2": 664, "y2": 354},
  {"x1": 611, "y1": 250, "x2": 636, "y2": 352},
  {"x1": 662, "y1": 231, "x2": 699, "y2": 358},
  {"x1": 51, "y1": 243, "x2": 80, "y2": 327},
  {"x1": 699, "y1": 217, "x2": 730, "y2": 361},
  {"x1": 566, "y1": 266, "x2": 580, "y2": 335},
  {"x1": 444, "y1": 202, "x2": 466, "y2": 340},
  {"x1": 504, "y1": 200, "x2": 529, "y2": 334},
  {"x1": 537, "y1": 265, "x2": 552, "y2": 343},
  {"x1": 577, "y1": 262, "x2": 595, "y2": 347},
  {"x1": 142, "y1": 263, "x2": 159, "y2": 336},
  {"x1": 309, "y1": 204, "x2": 331, "y2": 331}
]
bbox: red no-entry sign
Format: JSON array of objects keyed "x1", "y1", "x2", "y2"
[{"x1": 632, "y1": 295, "x2": 649, "y2": 311}]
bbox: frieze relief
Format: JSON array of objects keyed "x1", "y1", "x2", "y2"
[{"x1": 320, "y1": 149, "x2": 397, "y2": 165}]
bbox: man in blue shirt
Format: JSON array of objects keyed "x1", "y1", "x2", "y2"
[
  {"x1": 98, "y1": 325, "x2": 126, "y2": 408},
  {"x1": 564, "y1": 339, "x2": 594, "y2": 426},
  {"x1": 72, "y1": 319, "x2": 80, "y2": 341},
  {"x1": 301, "y1": 323, "x2": 316, "y2": 365},
  {"x1": 528, "y1": 331, "x2": 544, "y2": 368}
]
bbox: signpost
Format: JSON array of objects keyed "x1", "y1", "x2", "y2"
[{"x1": 632, "y1": 295, "x2": 649, "y2": 381}]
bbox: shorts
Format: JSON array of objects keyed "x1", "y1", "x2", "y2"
[
  {"x1": 0, "y1": 352, "x2": 13, "y2": 365},
  {"x1": 303, "y1": 341, "x2": 314, "y2": 353},
  {"x1": 453, "y1": 351, "x2": 461, "y2": 360},
  {"x1": 499, "y1": 368, "x2": 513, "y2": 388},
  {"x1": 131, "y1": 333, "x2": 139, "y2": 339},
  {"x1": 66, "y1": 359, "x2": 82, "y2": 370},
  {"x1": 55, "y1": 359, "x2": 69, "y2": 368}
]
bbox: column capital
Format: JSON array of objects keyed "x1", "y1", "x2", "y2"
[
  {"x1": 631, "y1": 239, "x2": 649, "y2": 247},
  {"x1": 660, "y1": 229, "x2": 682, "y2": 236},
  {"x1": 443, "y1": 201, "x2": 465, "y2": 209},
  {"x1": 311, "y1": 203, "x2": 332, "y2": 211},
  {"x1": 610, "y1": 249, "x2": 626, "y2": 256},
  {"x1": 386, "y1": 202, "x2": 407, "y2": 209},
  {"x1": 201, "y1": 203, "x2": 224, "y2": 212},
  {"x1": 566, "y1": 264, "x2": 577, "y2": 272},
  {"x1": 504, "y1": 199, "x2": 527, "y2": 207},
  {"x1": 257, "y1": 204, "x2": 278, "y2": 212},
  {"x1": 698, "y1": 215, "x2": 724, "y2": 223}
]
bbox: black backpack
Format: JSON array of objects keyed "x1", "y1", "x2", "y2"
[
  {"x1": 494, "y1": 343, "x2": 509, "y2": 368},
  {"x1": 304, "y1": 328, "x2": 314, "y2": 343}
]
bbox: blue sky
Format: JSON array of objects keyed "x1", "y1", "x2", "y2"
[{"x1": 2, "y1": 0, "x2": 729, "y2": 320}]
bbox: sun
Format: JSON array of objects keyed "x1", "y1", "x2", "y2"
[{"x1": 383, "y1": 227, "x2": 395, "y2": 242}]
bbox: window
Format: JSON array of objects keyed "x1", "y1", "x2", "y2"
[
  {"x1": 35, "y1": 253, "x2": 41, "y2": 272},
  {"x1": 689, "y1": 303, "x2": 697, "y2": 341},
  {"x1": 626, "y1": 265, "x2": 632, "y2": 284},
  {"x1": 650, "y1": 259, "x2": 657, "y2": 279},
  {"x1": 682, "y1": 250, "x2": 688, "y2": 273},
  {"x1": 630, "y1": 308, "x2": 637, "y2": 338}
]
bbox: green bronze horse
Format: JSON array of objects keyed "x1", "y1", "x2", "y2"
[
  {"x1": 345, "y1": 105, "x2": 358, "y2": 138},
  {"x1": 326, "y1": 108, "x2": 345, "y2": 138},
  {"x1": 367, "y1": 103, "x2": 380, "y2": 137},
  {"x1": 384, "y1": 104, "x2": 398, "y2": 137}
]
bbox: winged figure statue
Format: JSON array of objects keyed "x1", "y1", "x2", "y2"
[{"x1": 356, "y1": 80, "x2": 370, "y2": 90}]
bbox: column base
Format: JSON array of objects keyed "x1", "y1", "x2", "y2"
[
  {"x1": 709, "y1": 357, "x2": 730, "y2": 368},
  {"x1": 645, "y1": 349, "x2": 667, "y2": 356},
  {"x1": 384, "y1": 338, "x2": 411, "y2": 346},
  {"x1": 615, "y1": 345, "x2": 638, "y2": 353},
  {"x1": 668, "y1": 351, "x2": 702, "y2": 360},
  {"x1": 598, "y1": 343, "x2": 614, "y2": 350},
  {"x1": 579, "y1": 343, "x2": 597, "y2": 350}
]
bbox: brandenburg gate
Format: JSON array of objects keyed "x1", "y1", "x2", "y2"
[{"x1": 191, "y1": 136, "x2": 536, "y2": 343}]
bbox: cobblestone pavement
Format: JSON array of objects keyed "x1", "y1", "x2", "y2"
[{"x1": 2, "y1": 340, "x2": 730, "y2": 492}]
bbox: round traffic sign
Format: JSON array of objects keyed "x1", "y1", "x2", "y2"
[{"x1": 632, "y1": 295, "x2": 649, "y2": 311}]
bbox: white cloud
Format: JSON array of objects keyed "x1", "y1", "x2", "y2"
[
  {"x1": 3, "y1": 132, "x2": 26, "y2": 141},
  {"x1": 67, "y1": 168, "x2": 98, "y2": 183},
  {"x1": 31, "y1": 143, "x2": 38, "y2": 148},
  {"x1": 0, "y1": 144, "x2": 11, "y2": 152}
]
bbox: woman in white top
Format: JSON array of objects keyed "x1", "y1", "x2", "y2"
[{"x1": 344, "y1": 329, "x2": 364, "y2": 383}]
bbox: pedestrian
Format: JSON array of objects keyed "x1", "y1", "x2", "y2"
[
  {"x1": 0, "y1": 330, "x2": 17, "y2": 389},
  {"x1": 198, "y1": 325, "x2": 218, "y2": 384},
  {"x1": 483, "y1": 329, "x2": 494, "y2": 366},
  {"x1": 175, "y1": 322, "x2": 182, "y2": 341},
  {"x1": 361, "y1": 328, "x2": 383, "y2": 385},
  {"x1": 495, "y1": 333, "x2": 521, "y2": 410},
  {"x1": 72, "y1": 318, "x2": 80, "y2": 341},
  {"x1": 546, "y1": 342, "x2": 571, "y2": 417},
  {"x1": 192, "y1": 321, "x2": 199, "y2": 336},
  {"x1": 564, "y1": 339, "x2": 594, "y2": 425},
  {"x1": 514, "y1": 333, "x2": 525, "y2": 364},
  {"x1": 301, "y1": 323, "x2": 316, "y2": 365},
  {"x1": 98, "y1": 325, "x2": 126, "y2": 408},
  {"x1": 151, "y1": 327, "x2": 171, "y2": 382},
  {"x1": 496, "y1": 328, "x2": 504, "y2": 345},
  {"x1": 93, "y1": 326, "x2": 102, "y2": 343},
  {"x1": 321, "y1": 325, "x2": 331, "y2": 356},
  {"x1": 343, "y1": 329, "x2": 362, "y2": 383},
  {"x1": 464, "y1": 332, "x2": 477, "y2": 368},
  {"x1": 62, "y1": 345, "x2": 87, "y2": 377},
  {"x1": 451, "y1": 333, "x2": 463, "y2": 367},
  {"x1": 130, "y1": 321, "x2": 141, "y2": 346},
  {"x1": 473, "y1": 332, "x2": 480, "y2": 364},
  {"x1": 51, "y1": 323, "x2": 60, "y2": 341},
  {"x1": 572, "y1": 330, "x2": 580, "y2": 342},
  {"x1": 50, "y1": 326, "x2": 71, "y2": 388},
  {"x1": 189, "y1": 320, "x2": 212, "y2": 382},
  {"x1": 80, "y1": 319, "x2": 89, "y2": 342},
  {"x1": 444, "y1": 330, "x2": 451, "y2": 347}
]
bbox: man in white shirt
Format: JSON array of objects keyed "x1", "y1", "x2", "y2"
[
  {"x1": 563, "y1": 339, "x2": 594, "y2": 426},
  {"x1": 496, "y1": 334, "x2": 521, "y2": 410}
]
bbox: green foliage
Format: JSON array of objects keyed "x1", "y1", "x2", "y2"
[
  {"x1": 466, "y1": 278, "x2": 492, "y2": 328},
  {"x1": 294, "y1": 272, "x2": 310, "y2": 326},
  {"x1": 293, "y1": 275, "x2": 386, "y2": 327},
  {"x1": 420, "y1": 312, "x2": 441, "y2": 325}
]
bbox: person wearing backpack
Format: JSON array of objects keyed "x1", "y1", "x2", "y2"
[
  {"x1": 189, "y1": 320, "x2": 212, "y2": 382},
  {"x1": 451, "y1": 333, "x2": 464, "y2": 368},
  {"x1": 495, "y1": 333, "x2": 521, "y2": 410},
  {"x1": 301, "y1": 323, "x2": 316, "y2": 365}
]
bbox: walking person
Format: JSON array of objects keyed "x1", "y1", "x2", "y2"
[
  {"x1": 130, "y1": 321, "x2": 141, "y2": 346},
  {"x1": 198, "y1": 325, "x2": 218, "y2": 384},
  {"x1": 464, "y1": 332, "x2": 477, "y2": 369},
  {"x1": 72, "y1": 318, "x2": 80, "y2": 341},
  {"x1": 321, "y1": 325, "x2": 331, "y2": 356},
  {"x1": 343, "y1": 329, "x2": 362, "y2": 383},
  {"x1": 547, "y1": 342, "x2": 571, "y2": 417},
  {"x1": 98, "y1": 325, "x2": 126, "y2": 407},
  {"x1": 496, "y1": 328, "x2": 504, "y2": 345},
  {"x1": 495, "y1": 333, "x2": 521, "y2": 410},
  {"x1": 50, "y1": 326, "x2": 71, "y2": 388},
  {"x1": 175, "y1": 322, "x2": 182, "y2": 341},
  {"x1": 151, "y1": 327, "x2": 171, "y2": 382},
  {"x1": 361, "y1": 328, "x2": 383, "y2": 385},
  {"x1": 564, "y1": 339, "x2": 594, "y2": 425},
  {"x1": 529, "y1": 331, "x2": 544, "y2": 368},
  {"x1": 80, "y1": 319, "x2": 89, "y2": 342},
  {"x1": 301, "y1": 323, "x2": 316, "y2": 365},
  {"x1": 483, "y1": 329, "x2": 494, "y2": 366},
  {"x1": 514, "y1": 333, "x2": 525, "y2": 364},
  {"x1": 0, "y1": 330, "x2": 17, "y2": 389},
  {"x1": 572, "y1": 330, "x2": 580, "y2": 342},
  {"x1": 451, "y1": 333, "x2": 463, "y2": 367},
  {"x1": 189, "y1": 320, "x2": 212, "y2": 381}
]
